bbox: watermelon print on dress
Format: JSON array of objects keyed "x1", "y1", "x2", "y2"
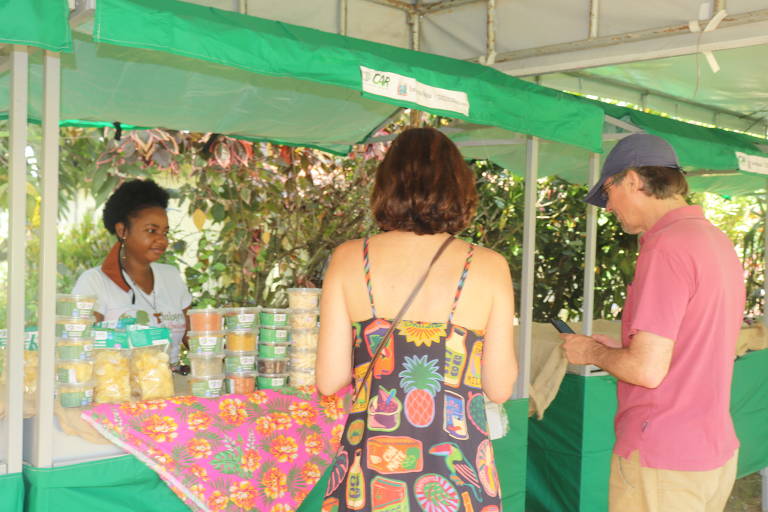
[{"x1": 324, "y1": 238, "x2": 501, "y2": 511}]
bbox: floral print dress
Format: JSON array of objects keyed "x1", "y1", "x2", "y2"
[{"x1": 322, "y1": 238, "x2": 502, "y2": 512}]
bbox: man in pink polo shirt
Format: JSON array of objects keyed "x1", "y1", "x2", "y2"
[{"x1": 562, "y1": 134, "x2": 745, "y2": 511}]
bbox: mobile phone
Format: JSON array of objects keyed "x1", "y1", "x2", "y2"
[{"x1": 549, "y1": 317, "x2": 575, "y2": 334}]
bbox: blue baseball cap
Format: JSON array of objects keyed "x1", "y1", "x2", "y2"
[{"x1": 585, "y1": 133, "x2": 681, "y2": 208}]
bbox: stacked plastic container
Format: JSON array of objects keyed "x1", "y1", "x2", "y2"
[
  {"x1": 223, "y1": 307, "x2": 259, "y2": 394},
  {"x1": 287, "y1": 288, "x2": 321, "y2": 387},
  {"x1": 258, "y1": 308, "x2": 290, "y2": 389},
  {"x1": 55, "y1": 294, "x2": 97, "y2": 408},
  {"x1": 187, "y1": 308, "x2": 225, "y2": 398}
]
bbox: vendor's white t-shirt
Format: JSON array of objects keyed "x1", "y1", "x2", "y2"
[{"x1": 72, "y1": 263, "x2": 192, "y2": 363}]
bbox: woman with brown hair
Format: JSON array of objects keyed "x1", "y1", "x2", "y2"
[{"x1": 317, "y1": 127, "x2": 517, "y2": 511}]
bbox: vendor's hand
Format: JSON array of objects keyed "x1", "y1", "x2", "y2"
[
  {"x1": 560, "y1": 333, "x2": 598, "y2": 365},
  {"x1": 593, "y1": 333, "x2": 621, "y2": 349}
]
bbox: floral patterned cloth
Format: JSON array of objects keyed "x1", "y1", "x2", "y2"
[{"x1": 81, "y1": 385, "x2": 350, "y2": 512}]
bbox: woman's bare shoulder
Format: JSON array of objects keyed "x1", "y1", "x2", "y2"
[{"x1": 467, "y1": 244, "x2": 512, "y2": 283}]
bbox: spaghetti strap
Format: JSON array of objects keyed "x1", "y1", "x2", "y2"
[
  {"x1": 362, "y1": 236, "x2": 377, "y2": 317},
  {"x1": 448, "y1": 244, "x2": 474, "y2": 325}
]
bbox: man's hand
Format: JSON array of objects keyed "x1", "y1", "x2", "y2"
[{"x1": 560, "y1": 333, "x2": 599, "y2": 365}]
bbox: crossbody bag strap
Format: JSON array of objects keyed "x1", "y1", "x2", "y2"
[{"x1": 350, "y1": 235, "x2": 456, "y2": 405}]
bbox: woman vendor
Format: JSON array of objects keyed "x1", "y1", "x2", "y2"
[{"x1": 72, "y1": 179, "x2": 191, "y2": 366}]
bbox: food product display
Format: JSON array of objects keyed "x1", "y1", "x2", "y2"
[
  {"x1": 259, "y1": 326, "x2": 290, "y2": 343},
  {"x1": 187, "y1": 331, "x2": 225, "y2": 354},
  {"x1": 224, "y1": 371, "x2": 256, "y2": 394},
  {"x1": 56, "y1": 338, "x2": 94, "y2": 361},
  {"x1": 222, "y1": 307, "x2": 259, "y2": 329},
  {"x1": 224, "y1": 351, "x2": 256, "y2": 373},
  {"x1": 286, "y1": 288, "x2": 321, "y2": 310},
  {"x1": 225, "y1": 329, "x2": 258, "y2": 351},
  {"x1": 258, "y1": 342, "x2": 289, "y2": 359},
  {"x1": 57, "y1": 382, "x2": 94, "y2": 408},
  {"x1": 258, "y1": 357, "x2": 288, "y2": 374},
  {"x1": 189, "y1": 375, "x2": 224, "y2": 398},
  {"x1": 56, "y1": 360, "x2": 94, "y2": 385},
  {"x1": 257, "y1": 373, "x2": 288, "y2": 389},
  {"x1": 259, "y1": 308, "x2": 288, "y2": 327},
  {"x1": 289, "y1": 370, "x2": 315, "y2": 387},
  {"x1": 291, "y1": 327, "x2": 319, "y2": 350},
  {"x1": 130, "y1": 346, "x2": 174, "y2": 400},
  {"x1": 189, "y1": 353, "x2": 224, "y2": 377},
  {"x1": 55, "y1": 316, "x2": 93, "y2": 339},
  {"x1": 93, "y1": 349, "x2": 131, "y2": 404},
  {"x1": 187, "y1": 308, "x2": 222, "y2": 331},
  {"x1": 288, "y1": 309, "x2": 319, "y2": 329},
  {"x1": 288, "y1": 349, "x2": 316, "y2": 371},
  {"x1": 56, "y1": 294, "x2": 97, "y2": 318}
]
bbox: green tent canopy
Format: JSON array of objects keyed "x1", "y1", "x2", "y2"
[{"x1": 0, "y1": 0, "x2": 72, "y2": 52}]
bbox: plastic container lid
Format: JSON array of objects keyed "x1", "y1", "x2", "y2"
[
  {"x1": 225, "y1": 350, "x2": 257, "y2": 356},
  {"x1": 56, "y1": 294, "x2": 97, "y2": 302},
  {"x1": 287, "y1": 288, "x2": 322, "y2": 293},
  {"x1": 187, "y1": 330, "x2": 226, "y2": 337},
  {"x1": 55, "y1": 315, "x2": 92, "y2": 323},
  {"x1": 187, "y1": 308, "x2": 222, "y2": 315},
  {"x1": 188, "y1": 352, "x2": 225, "y2": 360},
  {"x1": 226, "y1": 370, "x2": 257, "y2": 377},
  {"x1": 223, "y1": 307, "x2": 260, "y2": 314},
  {"x1": 289, "y1": 308, "x2": 320, "y2": 314},
  {"x1": 260, "y1": 325, "x2": 291, "y2": 330},
  {"x1": 225, "y1": 328, "x2": 259, "y2": 334}
]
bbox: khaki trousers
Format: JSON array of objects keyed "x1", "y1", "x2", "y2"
[{"x1": 608, "y1": 450, "x2": 738, "y2": 512}]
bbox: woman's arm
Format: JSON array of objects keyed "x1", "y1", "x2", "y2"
[
  {"x1": 316, "y1": 243, "x2": 355, "y2": 396},
  {"x1": 481, "y1": 252, "x2": 517, "y2": 403}
]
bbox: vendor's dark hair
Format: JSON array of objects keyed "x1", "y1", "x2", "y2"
[
  {"x1": 102, "y1": 179, "x2": 169, "y2": 235},
  {"x1": 371, "y1": 127, "x2": 477, "y2": 235}
]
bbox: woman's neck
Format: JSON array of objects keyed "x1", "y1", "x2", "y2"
[{"x1": 123, "y1": 257, "x2": 154, "y2": 294}]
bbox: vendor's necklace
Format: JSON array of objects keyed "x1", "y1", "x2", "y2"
[{"x1": 121, "y1": 267, "x2": 161, "y2": 322}]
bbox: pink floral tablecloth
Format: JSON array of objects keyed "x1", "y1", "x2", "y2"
[{"x1": 81, "y1": 386, "x2": 350, "y2": 512}]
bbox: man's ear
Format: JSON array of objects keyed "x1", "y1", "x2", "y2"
[{"x1": 626, "y1": 169, "x2": 642, "y2": 191}]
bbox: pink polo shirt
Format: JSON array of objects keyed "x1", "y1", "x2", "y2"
[{"x1": 614, "y1": 205, "x2": 745, "y2": 471}]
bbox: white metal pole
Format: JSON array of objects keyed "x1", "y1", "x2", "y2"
[
  {"x1": 32, "y1": 51, "x2": 61, "y2": 468},
  {"x1": 760, "y1": 466, "x2": 767, "y2": 512},
  {"x1": 582, "y1": 153, "x2": 600, "y2": 336},
  {"x1": 764, "y1": 183, "x2": 768, "y2": 328},
  {"x1": 4, "y1": 45, "x2": 29, "y2": 476},
  {"x1": 515, "y1": 136, "x2": 539, "y2": 398}
]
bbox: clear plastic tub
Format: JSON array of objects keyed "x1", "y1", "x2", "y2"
[
  {"x1": 187, "y1": 330, "x2": 226, "y2": 354},
  {"x1": 55, "y1": 316, "x2": 93, "y2": 339},
  {"x1": 224, "y1": 351, "x2": 256, "y2": 373},
  {"x1": 290, "y1": 328, "x2": 319, "y2": 350},
  {"x1": 258, "y1": 342, "x2": 289, "y2": 359},
  {"x1": 130, "y1": 346, "x2": 174, "y2": 400},
  {"x1": 55, "y1": 338, "x2": 94, "y2": 361},
  {"x1": 258, "y1": 357, "x2": 288, "y2": 374},
  {"x1": 57, "y1": 382, "x2": 94, "y2": 408},
  {"x1": 190, "y1": 375, "x2": 224, "y2": 398},
  {"x1": 259, "y1": 308, "x2": 289, "y2": 327},
  {"x1": 288, "y1": 309, "x2": 319, "y2": 329},
  {"x1": 289, "y1": 370, "x2": 315, "y2": 387},
  {"x1": 289, "y1": 349, "x2": 317, "y2": 371},
  {"x1": 257, "y1": 373, "x2": 288, "y2": 389},
  {"x1": 93, "y1": 348, "x2": 131, "y2": 404},
  {"x1": 287, "y1": 288, "x2": 322, "y2": 310},
  {"x1": 225, "y1": 370, "x2": 257, "y2": 394},
  {"x1": 187, "y1": 308, "x2": 223, "y2": 331},
  {"x1": 222, "y1": 307, "x2": 260, "y2": 330},
  {"x1": 56, "y1": 294, "x2": 97, "y2": 318},
  {"x1": 259, "y1": 326, "x2": 291, "y2": 343},
  {"x1": 225, "y1": 329, "x2": 258, "y2": 351},
  {"x1": 189, "y1": 352, "x2": 224, "y2": 377},
  {"x1": 56, "y1": 360, "x2": 94, "y2": 385}
]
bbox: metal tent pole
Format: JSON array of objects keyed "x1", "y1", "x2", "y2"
[
  {"x1": 582, "y1": 153, "x2": 600, "y2": 336},
  {"x1": 515, "y1": 136, "x2": 539, "y2": 398},
  {"x1": 4, "y1": 45, "x2": 29, "y2": 475},
  {"x1": 763, "y1": 183, "x2": 768, "y2": 512},
  {"x1": 32, "y1": 50, "x2": 61, "y2": 468}
]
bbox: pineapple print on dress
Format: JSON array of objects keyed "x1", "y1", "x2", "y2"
[{"x1": 399, "y1": 355, "x2": 442, "y2": 428}]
